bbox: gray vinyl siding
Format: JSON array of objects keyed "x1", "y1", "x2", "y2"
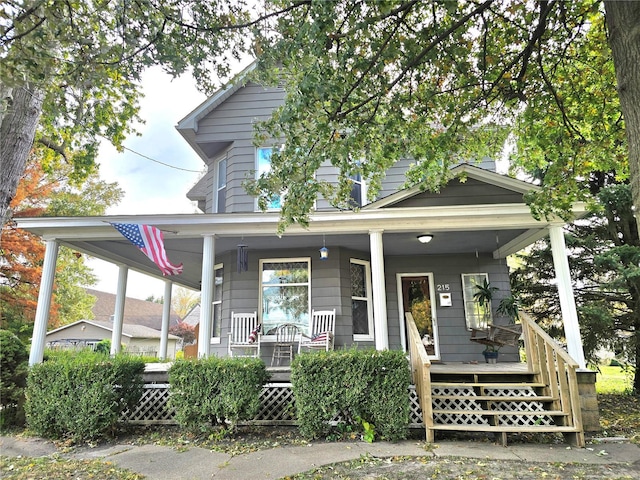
[
  {"x1": 383, "y1": 252, "x2": 517, "y2": 363},
  {"x1": 389, "y1": 178, "x2": 524, "y2": 208}
]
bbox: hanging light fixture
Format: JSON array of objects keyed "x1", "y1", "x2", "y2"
[
  {"x1": 417, "y1": 234, "x2": 434, "y2": 243},
  {"x1": 319, "y1": 235, "x2": 329, "y2": 260}
]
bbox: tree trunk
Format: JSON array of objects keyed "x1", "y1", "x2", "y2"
[
  {"x1": 605, "y1": 1, "x2": 640, "y2": 238},
  {"x1": 0, "y1": 83, "x2": 45, "y2": 232},
  {"x1": 604, "y1": 1, "x2": 640, "y2": 394}
]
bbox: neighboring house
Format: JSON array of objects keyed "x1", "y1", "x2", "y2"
[
  {"x1": 87, "y1": 288, "x2": 181, "y2": 331},
  {"x1": 46, "y1": 320, "x2": 181, "y2": 359},
  {"x1": 17, "y1": 63, "x2": 594, "y2": 443}
]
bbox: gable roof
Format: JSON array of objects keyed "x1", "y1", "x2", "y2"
[
  {"x1": 363, "y1": 163, "x2": 539, "y2": 210},
  {"x1": 46, "y1": 319, "x2": 180, "y2": 340},
  {"x1": 87, "y1": 288, "x2": 180, "y2": 331}
]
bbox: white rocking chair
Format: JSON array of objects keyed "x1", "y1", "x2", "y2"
[
  {"x1": 228, "y1": 312, "x2": 261, "y2": 358},
  {"x1": 298, "y1": 309, "x2": 336, "y2": 353}
]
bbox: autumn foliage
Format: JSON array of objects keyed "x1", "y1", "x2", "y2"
[{"x1": 1, "y1": 161, "x2": 60, "y2": 331}]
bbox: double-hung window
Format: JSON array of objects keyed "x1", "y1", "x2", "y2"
[
  {"x1": 348, "y1": 171, "x2": 366, "y2": 208},
  {"x1": 461, "y1": 273, "x2": 492, "y2": 330},
  {"x1": 256, "y1": 147, "x2": 283, "y2": 210},
  {"x1": 351, "y1": 259, "x2": 373, "y2": 341},
  {"x1": 260, "y1": 258, "x2": 311, "y2": 336},
  {"x1": 216, "y1": 156, "x2": 227, "y2": 213},
  {"x1": 211, "y1": 264, "x2": 223, "y2": 342}
]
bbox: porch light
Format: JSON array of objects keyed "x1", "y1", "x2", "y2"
[
  {"x1": 319, "y1": 235, "x2": 329, "y2": 260},
  {"x1": 417, "y1": 234, "x2": 434, "y2": 243}
]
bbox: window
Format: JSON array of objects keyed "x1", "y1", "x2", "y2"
[
  {"x1": 216, "y1": 157, "x2": 227, "y2": 213},
  {"x1": 211, "y1": 264, "x2": 223, "y2": 341},
  {"x1": 256, "y1": 147, "x2": 283, "y2": 210},
  {"x1": 260, "y1": 258, "x2": 310, "y2": 335},
  {"x1": 348, "y1": 171, "x2": 367, "y2": 208},
  {"x1": 461, "y1": 273, "x2": 492, "y2": 330},
  {"x1": 351, "y1": 259, "x2": 373, "y2": 340}
]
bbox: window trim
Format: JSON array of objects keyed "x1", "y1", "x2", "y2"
[
  {"x1": 258, "y1": 257, "x2": 311, "y2": 338},
  {"x1": 215, "y1": 156, "x2": 227, "y2": 213},
  {"x1": 350, "y1": 258, "x2": 374, "y2": 341},
  {"x1": 461, "y1": 273, "x2": 492, "y2": 331},
  {"x1": 255, "y1": 146, "x2": 284, "y2": 211},
  {"x1": 348, "y1": 171, "x2": 367, "y2": 208},
  {"x1": 210, "y1": 263, "x2": 223, "y2": 344}
]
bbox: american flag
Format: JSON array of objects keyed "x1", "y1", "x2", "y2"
[{"x1": 111, "y1": 223, "x2": 183, "y2": 276}]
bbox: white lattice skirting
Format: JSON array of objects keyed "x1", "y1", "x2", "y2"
[{"x1": 125, "y1": 383, "x2": 426, "y2": 426}]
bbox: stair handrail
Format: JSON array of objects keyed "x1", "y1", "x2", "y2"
[
  {"x1": 405, "y1": 312, "x2": 434, "y2": 442},
  {"x1": 519, "y1": 312, "x2": 585, "y2": 447}
]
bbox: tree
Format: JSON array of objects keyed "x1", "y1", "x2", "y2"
[
  {"x1": 246, "y1": 1, "x2": 638, "y2": 233},
  {"x1": 168, "y1": 322, "x2": 196, "y2": 346},
  {"x1": 512, "y1": 183, "x2": 640, "y2": 393},
  {"x1": 0, "y1": 157, "x2": 124, "y2": 338},
  {"x1": 171, "y1": 287, "x2": 200, "y2": 319},
  {"x1": 0, "y1": 1, "x2": 256, "y2": 228}
]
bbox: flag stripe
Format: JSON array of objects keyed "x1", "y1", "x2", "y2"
[{"x1": 111, "y1": 223, "x2": 183, "y2": 276}]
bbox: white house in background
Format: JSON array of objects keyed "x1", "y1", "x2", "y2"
[{"x1": 46, "y1": 319, "x2": 181, "y2": 359}]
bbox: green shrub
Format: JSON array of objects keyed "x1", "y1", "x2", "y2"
[
  {"x1": 291, "y1": 349, "x2": 411, "y2": 441},
  {"x1": 25, "y1": 353, "x2": 145, "y2": 442},
  {"x1": 168, "y1": 357, "x2": 269, "y2": 432},
  {"x1": 0, "y1": 330, "x2": 29, "y2": 428}
]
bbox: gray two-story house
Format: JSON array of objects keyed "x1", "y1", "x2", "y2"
[{"x1": 17, "y1": 65, "x2": 594, "y2": 444}]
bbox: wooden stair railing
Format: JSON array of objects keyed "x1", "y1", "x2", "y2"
[
  {"x1": 520, "y1": 313, "x2": 585, "y2": 447},
  {"x1": 405, "y1": 312, "x2": 434, "y2": 442}
]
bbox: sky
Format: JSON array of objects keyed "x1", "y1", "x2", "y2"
[{"x1": 88, "y1": 67, "x2": 208, "y2": 301}]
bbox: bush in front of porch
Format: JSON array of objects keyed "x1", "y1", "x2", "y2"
[
  {"x1": 168, "y1": 357, "x2": 268, "y2": 433},
  {"x1": 291, "y1": 349, "x2": 411, "y2": 442},
  {"x1": 25, "y1": 351, "x2": 145, "y2": 442}
]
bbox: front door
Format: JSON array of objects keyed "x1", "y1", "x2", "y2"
[{"x1": 399, "y1": 274, "x2": 440, "y2": 359}]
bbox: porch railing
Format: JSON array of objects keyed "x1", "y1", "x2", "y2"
[
  {"x1": 405, "y1": 312, "x2": 434, "y2": 442},
  {"x1": 520, "y1": 313, "x2": 585, "y2": 446}
]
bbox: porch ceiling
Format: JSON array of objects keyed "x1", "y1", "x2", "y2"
[{"x1": 16, "y1": 202, "x2": 586, "y2": 291}]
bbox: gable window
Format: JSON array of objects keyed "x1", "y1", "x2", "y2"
[
  {"x1": 461, "y1": 273, "x2": 492, "y2": 330},
  {"x1": 348, "y1": 171, "x2": 367, "y2": 208},
  {"x1": 216, "y1": 157, "x2": 227, "y2": 213},
  {"x1": 351, "y1": 259, "x2": 373, "y2": 341},
  {"x1": 211, "y1": 264, "x2": 223, "y2": 342},
  {"x1": 260, "y1": 258, "x2": 310, "y2": 336},
  {"x1": 256, "y1": 147, "x2": 283, "y2": 210}
]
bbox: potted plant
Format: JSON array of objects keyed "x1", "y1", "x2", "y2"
[
  {"x1": 482, "y1": 345, "x2": 500, "y2": 363},
  {"x1": 473, "y1": 278, "x2": 498, "y2": 328},
  {"x1": 497, "y1": 295, "x2": 519, "y2": 324}
]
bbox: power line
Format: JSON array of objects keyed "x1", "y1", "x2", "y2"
[{"x1": 118, "y1": 144, "x2": 203, "y2": 173}]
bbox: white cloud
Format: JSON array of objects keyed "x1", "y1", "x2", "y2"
[{"x1": 91, "y1": 68, "x2": 208, "y2": 300}]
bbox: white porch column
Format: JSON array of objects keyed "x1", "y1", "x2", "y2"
[
  {"x1": 159, "y1": 280, "x2": 173, "y2": 361},
  {"x1": 548, "y1": 225, "x2": 587, "y2": 368},
  {"x1": 198, "y1": 234, "x2": 215, "y2": 358},
  {"x1": 369, "y1": 229, "x2": 389, "y2": 350},
  {"x1": 110, "y1": 265, "x2": 128, "y2": 356},
  {"x1": 29, "y1": 239, "x2": 59, "y2": 365}
]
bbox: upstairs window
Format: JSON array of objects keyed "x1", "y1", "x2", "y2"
[
  {"x1": 216, "y1": 156, "x2": 227, "y2": 213},
  {"x1": 256, "y1": 147, "x2": 283, "y2": 211}
]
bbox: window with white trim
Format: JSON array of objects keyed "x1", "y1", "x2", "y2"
[
  {"x1": 348, "y1": 171, "x2": 367, "y2": 208},
  {"x1": 211, "y1": 264, "x2": 223, "y2": 340},
  {"x1": 351, "y1": 258, "x2": 374, "y2": 340},
  {"x1": 256, "y1": 147, "x2": 283, "y2": 211},
  {"x1": 260, "y1": 258, "x2": 311, "y2": 336},
  {"x1": 461, "y1": 273, "x2": 492, "y2": 330},
  {"x1": 216, "y1": 156, "x2": 227, "y2": 213}
]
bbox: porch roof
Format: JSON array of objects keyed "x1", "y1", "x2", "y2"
[{"x1": 15, "y1": 200, "x2": 587, "y2": 291}]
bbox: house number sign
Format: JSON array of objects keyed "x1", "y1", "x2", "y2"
[{"x1": 436, "y1": 284, "x2": 450, "y2": 291}]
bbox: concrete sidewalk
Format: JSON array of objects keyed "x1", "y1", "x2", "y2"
[{"x1": 2, "y1": 435, "x2": 639, "y2": 480}]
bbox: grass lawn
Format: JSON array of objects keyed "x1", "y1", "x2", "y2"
[{"x1": 595, "y1": 365, "x2": 634, "y2": 394}]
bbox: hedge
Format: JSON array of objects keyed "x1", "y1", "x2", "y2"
[
  {"x1": 0, "y1": 330, "x2": 29, "y2": 428},
  {"x1": 25, "y1": 352, "x2": 145, "y2": 442},
  {"x1": 291, "y1": 349, "x2": 411, "y2": 441},
  {"x1": 168, "y1": 357, "x2": 269, "y2": 432}
]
